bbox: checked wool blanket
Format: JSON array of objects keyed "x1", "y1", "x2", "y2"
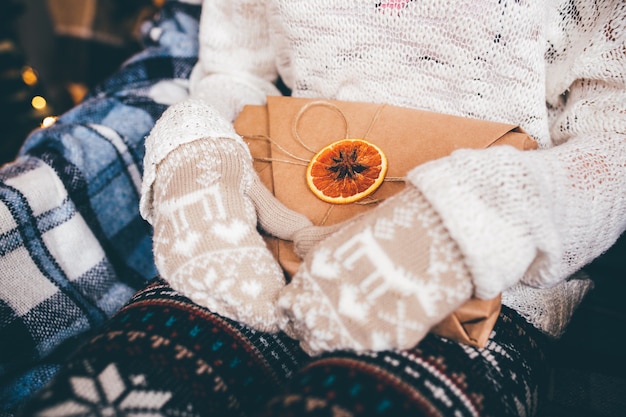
[{"x1": 0, "y1": 1, "x2": 202, "y2": 413}]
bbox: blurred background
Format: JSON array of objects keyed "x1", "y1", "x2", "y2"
[{"x1": 0, "y1": 0, "x2": 162, "y2": 165}]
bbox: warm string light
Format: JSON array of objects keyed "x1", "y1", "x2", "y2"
[
  {"x1": 31, "y1": 95, "x2": 47, "y2": 110},
  {"x1": 21, "y1": 66, "x2": 39, "y2": 86},
  {"x1": 21, "y1": 65, "x2": 59, "y2": 127},
  {"x1": 41, "y1": 116, "x2": 58, "y2": 128}
]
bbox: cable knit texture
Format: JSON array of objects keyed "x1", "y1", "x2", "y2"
[{"x1": 141, "y1": 0, "x2": 626, "y2": 338}]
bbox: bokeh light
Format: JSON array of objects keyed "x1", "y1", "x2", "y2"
[
  {"x1": 31, "y1": 95, "x2": 47, "y2": 110},
  {"x1": 21, "y1": 66, "x2": 39, "y2": 86},
  {"x1": 41, "y1": 116, "x2": 58, "y2": 128}
]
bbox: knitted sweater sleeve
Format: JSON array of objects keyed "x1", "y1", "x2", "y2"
[
  {"x1": 141, "y1": 0, "x2": 280, "y2": 223},
  {"x1": 407, "y1": 3, "x2": 626, "y2": 299},
  {"x1": 189, "y1": 0, "x2": 280, "y2": 120}
]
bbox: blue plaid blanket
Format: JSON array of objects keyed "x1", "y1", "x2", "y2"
[{"x1": 0, "y1": 1, "x2": 201, "y2": 413}]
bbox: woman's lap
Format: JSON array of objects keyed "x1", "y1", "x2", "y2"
[
  {"x1": 264, "y1": 305, "x2": 548, "y2": 416},
  {"x1": 17, "y1": 278, "x2": 549, "y2": 417}
]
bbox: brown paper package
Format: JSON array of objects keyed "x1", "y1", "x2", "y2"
[{"x1": 235, "y1": 96, "x2": 537, "y2": 348}]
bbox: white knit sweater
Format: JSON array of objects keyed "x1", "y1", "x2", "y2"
[{"x1": 141, "y1": 0, "x2": 626, "y2": 336}]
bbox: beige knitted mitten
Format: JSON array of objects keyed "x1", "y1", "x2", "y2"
[
  {"x1": 278, "y1": 185, "x2": 474, "y2": 354},
  {"x1": 151, "y1": 138, "x2": 285, "y2": 332}
]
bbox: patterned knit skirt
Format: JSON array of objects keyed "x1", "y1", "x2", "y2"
[{"x1": 17, "y1": 278, "x2": 549, "y2": 417}]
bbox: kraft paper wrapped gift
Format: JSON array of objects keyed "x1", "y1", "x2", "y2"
[{"x1": 234, "y1": 95, "x2": 536, "y2": 348}]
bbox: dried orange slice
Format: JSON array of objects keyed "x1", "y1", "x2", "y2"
[{"x1": 306, "y1": 138, "x2": 388, "y2": 204}]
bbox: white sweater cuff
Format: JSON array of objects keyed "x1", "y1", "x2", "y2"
[
  {"x1": 406, "y1": 146, "x2": 563, "y2": 299},
  {"x1": 140, "y1": 98, "x2": 246, "y2": 225}
]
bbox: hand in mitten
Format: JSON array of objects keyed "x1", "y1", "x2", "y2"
[
  {"x1": 277, "y1": 185, "x2": 474, "y2": 354},
  {"x1": 151, "y1": 137, "x2": 296, "y2": 332}
]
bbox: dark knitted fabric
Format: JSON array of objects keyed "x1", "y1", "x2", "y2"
[
  {"x1": 18, "y1": 278, "x2": 549, "y2": 417},
  {"x1": 16, "y1": 279, "x2": 308, "y2": 416},
  {"x1": 262, "y1": 307, "x2": 548, "y2": 417}
]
